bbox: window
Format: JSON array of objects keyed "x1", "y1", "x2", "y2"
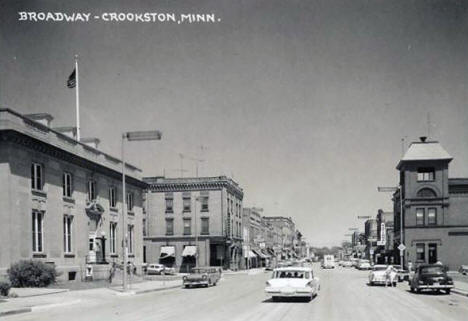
[
  {"x1": 63, "y1": 215, "x2": 73, "y2": 253},
  {"x1": 428, "y1": 208, "x2": 437, "y2": 225},
  {"x1": 128, "y1": 225, "x2": 134, "y2": 254},
  {"x1": 416, "y1": 243, "x2": 425, "y2": 262},
  {"x1": 110, "y1": 222, "x2": 117, "y2": 254},
  {"x1": 142, "y1": 218, "x2": 147, "y2": 237},
  {"x1": 417, "y1": 188, "x2": 437, "y2": 198},
  {"x1": 166, "y1": 219, "x2": 174, "y2": 235},
  {"x1": 417, "y1": 168, "x2": 435, "y2": 181},
  {"x1": 201, "y1": 218, "x2": 209, "y2": 235},
  {"x1": 416, "y1": 208, "x2": 425, "y2": 226},
  {"x1": 183, "y1": 194, "x2": 191, "y2": 212},
  {"x1": 183, "y1": 219, "x2": 191, "y2": 235},
  {"x1": 109, "y1": 187, "x2": 116, "y2": 208},
  {"x1": 201, "y1": 196, "x2": 209, "y2": 211},
  {"x1": 87, "y1": 180, "x2": 96, "y2": 201},
  {"x1": 31, "y1": 163, "x2": 43, "y2": 190},
  {"x1": 165, "y1": 198, "x2": 173, "y2": 213},
  {"x1": 32, "y1": 211, "x2": 43, "y2": 252},
  {"x1": 127, "y1": 192, "x2": 134, "y2": 211},
  {"x1": 62, "y1": 172, "x2": 72, "y2": 197}
]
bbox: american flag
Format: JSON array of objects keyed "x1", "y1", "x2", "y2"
[{"x1": 67, "y1": 68, "x2": 76, "y2": 88}]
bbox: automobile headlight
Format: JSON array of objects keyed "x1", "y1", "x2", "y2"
[
  {"x1": 306, "y1": 281, "x2": 313, "y2": 288},
  {"x1": 202, "y1": 274, "x2": 207, "y2": 280},
  {"x1": 266, "y1": 281, "x2": 271, "y2": 287},
  {"x1": 183, "y1": 276, "x2": 187, "y2": 281},
  {"x1": 418, "y1": 280, "x2": 424, "y2": 284}
]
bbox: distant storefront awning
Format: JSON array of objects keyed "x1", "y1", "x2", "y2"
[
  {"x1": 253, "y1": 249, "x2": 268, "y2": 259},
  {"x1": 246, "y1": 250, "x2": 257, "y2": 259},
  {"x1": 182, "y1": 245, "x2": 197, "y2": 257},
  {"x1": 160, "y1": 246, "x2": 175, "y2": 259},
  {"x1": 261, "y1": 250, "x2": 271, "y2": 258}
]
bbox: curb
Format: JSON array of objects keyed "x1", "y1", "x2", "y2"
[
  {"x1": 0, "y1": 307, "x2": 32, "y2": 317},
  {"x1": 452, "y1": 288, "x2": 468, "y2": 297},
  {"x1": 11, "y1": 288, "x2": 69, "y2": 298},
  {"x1": 110, "y1": 283, "x2": 182, "y2": 295}
]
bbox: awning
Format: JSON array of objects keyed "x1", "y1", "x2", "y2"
[
  {"x1": 247, "y1": 250, "x2": 257, "y2": 258},
  {"x1": 182, "y1": 245, "x2": 197, "y2": 257},
  {"x1": 160, "y1": 246, "x2": 175, "y2": 259},
  {"x1": 260, "y1": 250, "x2": 271, "y2": 258},
  {"x1": 253, "y1": 249, "x2": 268, "y2": 259}
]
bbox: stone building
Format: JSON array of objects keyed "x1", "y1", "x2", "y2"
[
  {"x1": 0, "y1": 109, "x2": 146, "y2": 281},
  {"x1": 374, "y1": 209, "x2": 394, "y2": 264},
  {"x1": 393, "y1": 137, "x2": 468, "y2": 270},
  {"x1": 263, "y1": 216, "x2": 296, "y2": 259},
  {"x1": 143, "y1": 176, "x2": 244, "y2": 272}
]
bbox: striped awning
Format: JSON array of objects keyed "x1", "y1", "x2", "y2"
[
  {"x1": 160, "y1": 246, "x2": 175, "y2": 258},
  {"x1": 182, "y1": 245, "x2": 197, "y2": 257}
]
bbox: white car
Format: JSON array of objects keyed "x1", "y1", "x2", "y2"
[
  {"x1": 369, "y1": 265, "x2": 397, "y2": 286},
  {"x1": 265, "y1": 267, "x2": 320, "y2": 301},
  {"x1": 342, "y1": 260, "x2": 353, "y2": 268},
  {"x1": 147, "y1": 263, "x2": 171, "y2": 275},
  {"x1": 357, "y1": 260, "x2": 372, "y2": 270},
  {"x1": 321, "y1": 255, "x2": 336, "y2": 269}
]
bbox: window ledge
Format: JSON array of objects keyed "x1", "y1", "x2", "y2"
[
  {"x1": 128, "y1": 254, "x2": 135, "y2": 258},
  {"x1": 200, "y1": 209, "x2": 209, "y2": 212},
  {"x1": 64, "y1": 253, "x2": 75, "y2": 258},
  {"x1": 32, "y1": 189, "x2": 47, "y2": 198},
  {"x1": 33, "y1": 253, "x2": 47, "y2": 258},
  {"x1": 62, "y1": 196, "x2": 75, "y2": 204},
  {"x1": 183, "y1": 210, "x2": 191, "y2": 213},
  {"x1": 127, "y1": 211, "x2": 135, "y2": 216},
  {"x1": 165, "y1": 210, "x2": 174, "y2": 214}
]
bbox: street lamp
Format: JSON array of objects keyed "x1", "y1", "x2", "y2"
[{"x1": 121, "y1": 130, "x2": 162, "y2": 292}]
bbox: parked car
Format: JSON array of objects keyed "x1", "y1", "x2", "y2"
[
  {"x1": 409, "y1": 264, "x2": 454, "y2": 294},
  {"x1": 183, "y1": 267, "x2": 221, "y2": 288},
  {"x1": 146, "y1": 263, "x2": 168, "y2": 275},
  {"x1": 368, "y1": 265, "x2": 397, "y2": 286},
  {"x1": 265, "y1": 267, "x2": 320, "y2": 301},
  {"x1": 396, "y1": 268, "x2": 409, "y2": 282},
  {"x1": 357, "y1": 259, "x2": 372, "y2": 270},
  {"x1": 459, "y1": 265, "x2": 468, "y2": 275},
  {"x1": 342, "y1": 260, "x2": 353, "y2": 268},
  {"x1": 321, "y1": 255, "x2": 336, "y2": 269}
]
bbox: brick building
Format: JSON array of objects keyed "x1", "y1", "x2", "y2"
[
  {"x1": 143, "y1": 176, "x2": 244, "y2": 272},
  {"x1": 0, "y1": 109, "x2": 146, "y2": 281},
  {"x1": 263, "y1": 216, "x2": 296, "y2": 259},
  {"x1": 394, "y1": 137, "x2": 468, "y2": 270}
]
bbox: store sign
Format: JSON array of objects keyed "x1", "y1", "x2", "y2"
[{"x1": 380, "y1": 223, "x2": 386, "y2": 246}]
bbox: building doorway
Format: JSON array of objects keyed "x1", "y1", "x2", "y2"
[{"x1": 428, "y1": 243, "x2": 437, "y2": 264}]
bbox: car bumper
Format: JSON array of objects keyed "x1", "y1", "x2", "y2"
[
  {"x1": 184, "y1": 281, "x2": 209, "y2": 286},
  {"x1": 416, "y1": 284, "x2": 454, "y2": 290},
  {"x1": 265, "y1": 287, "x2": 313, "y2": 297}
]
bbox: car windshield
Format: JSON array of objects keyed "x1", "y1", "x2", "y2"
[
  {"x1": 273, "y1": 271, "x2": 310, "y2": 279},
  {"x1": 421, "y1": 266, "x2": 444, "y2": 274},
  {"x1": 373, "y1": 266, "x2": 387, "y2": 271},
  {"x1": 191, "y1": 268, "x2": 208, "y2": 273}
]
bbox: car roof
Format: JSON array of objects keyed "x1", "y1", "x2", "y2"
[{"x1": 273, "y1": 267, "x2": 312, "y2": 272}]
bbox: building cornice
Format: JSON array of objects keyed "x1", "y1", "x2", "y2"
[
  {"x1": 0, "y1": 130, "x2": 147, "y2": 189},
  {"x1": 144, "y1": 176, "x2": 243, "y2": 199}
]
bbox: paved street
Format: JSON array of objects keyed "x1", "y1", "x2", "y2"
[{"x1": 4, "y1": 264, "x2": 468, "y2": 321}]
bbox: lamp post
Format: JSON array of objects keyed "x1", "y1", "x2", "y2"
[{"x1": 121, "y1": 130, "x2": 162, "y2": 292}]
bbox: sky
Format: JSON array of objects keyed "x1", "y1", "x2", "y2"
[{"x1": 1, "y1": 0, "x2": 468, "y2": 247}]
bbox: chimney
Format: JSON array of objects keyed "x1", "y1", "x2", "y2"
[
  {"x1": 80, "y1": 137, "x2": 101, "y2": 149},
  {"x1": 24, "y1": 113, "x2": 54, "y2": 127},
  {"x1": 419, "y1": 136, "x2": 427, "y2": 143},
  {"x1": 54, "y1": 126, "x2": 77, "y2": 140}
]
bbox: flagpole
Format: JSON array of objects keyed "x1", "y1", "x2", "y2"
[{"x1": 75, "y1": 54, "x2": 80, "y2": 141}]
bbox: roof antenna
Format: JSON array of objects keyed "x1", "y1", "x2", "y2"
[{"x1": 427, "y1": 112, "x2": 431, "y2": 139}]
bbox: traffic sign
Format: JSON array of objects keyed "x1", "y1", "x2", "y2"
[
  {"x1": 397, "y1": 244, "x2": 406, "y2": 251},
  {"x1": 370, "y1": 249, "x2": 374, "y2": 255}
]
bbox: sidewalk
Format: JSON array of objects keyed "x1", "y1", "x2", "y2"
[
  {"x1": 223, "y1": 268, "x2": 265, "y2": 276},
  {"x1": 0, "y1": 279, "x2": 183, "y2": 317},
  {"x1": 448, "y1": 272, "x2": 468, "y2": 297}
]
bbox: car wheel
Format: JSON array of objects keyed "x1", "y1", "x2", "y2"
[
  {"x1": 445, "y1": 289, "x2": 451, "y2": 294},
  {"x1": 410, "y1": 287, "x2": 415, "y2": 293},
  {"x1": 393, "y1": 282, "x2": 397, "y2": 287},
  {"x1": 369, "y1": 281, "x2": 374, "y2": 286},
  {"x1": 416, "y1": 288, "x2": 421, "y2": 294},
  {"x1": 272, "y1": 296, "x2": 280, "y2": 302}
]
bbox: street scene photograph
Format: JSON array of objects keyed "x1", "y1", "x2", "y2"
[{"x1": 1, "y1": 0, "x2": 468, "y2": 320}]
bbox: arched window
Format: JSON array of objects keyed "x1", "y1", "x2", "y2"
[{"x1": 417, "y1": 188, "x2": 437, "y2": 198}]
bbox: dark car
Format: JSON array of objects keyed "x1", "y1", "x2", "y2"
[
  {"x1": 409, "y1": 264, "x2": 454, "y2": 294},
  {"x1": 183, "y1": 267, "x2": 221, "y2": 288}
]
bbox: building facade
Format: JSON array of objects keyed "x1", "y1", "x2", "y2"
[
  {"x1": 144, "y1": 176, "x2": 244, "y2": 272},
  {"x1": 0, "y1": 109, "x2": 146, "y2": 281},
  {"x1": 374, "y1": 209, "x2": 394, "y2": 264},
  {"x1": 394, "y1": 137, "x2": 468, "y2": 270},
  {"x1": 263, "y1": 216, "x2": 296, "y2": 259}
]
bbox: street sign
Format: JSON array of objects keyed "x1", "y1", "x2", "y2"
[
  {"x1": 397, "y1": 244, "x2": 406, "y2": 251},
  {"x1": 370, "y1": 249, "x2": 374, "y2": 255}
]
